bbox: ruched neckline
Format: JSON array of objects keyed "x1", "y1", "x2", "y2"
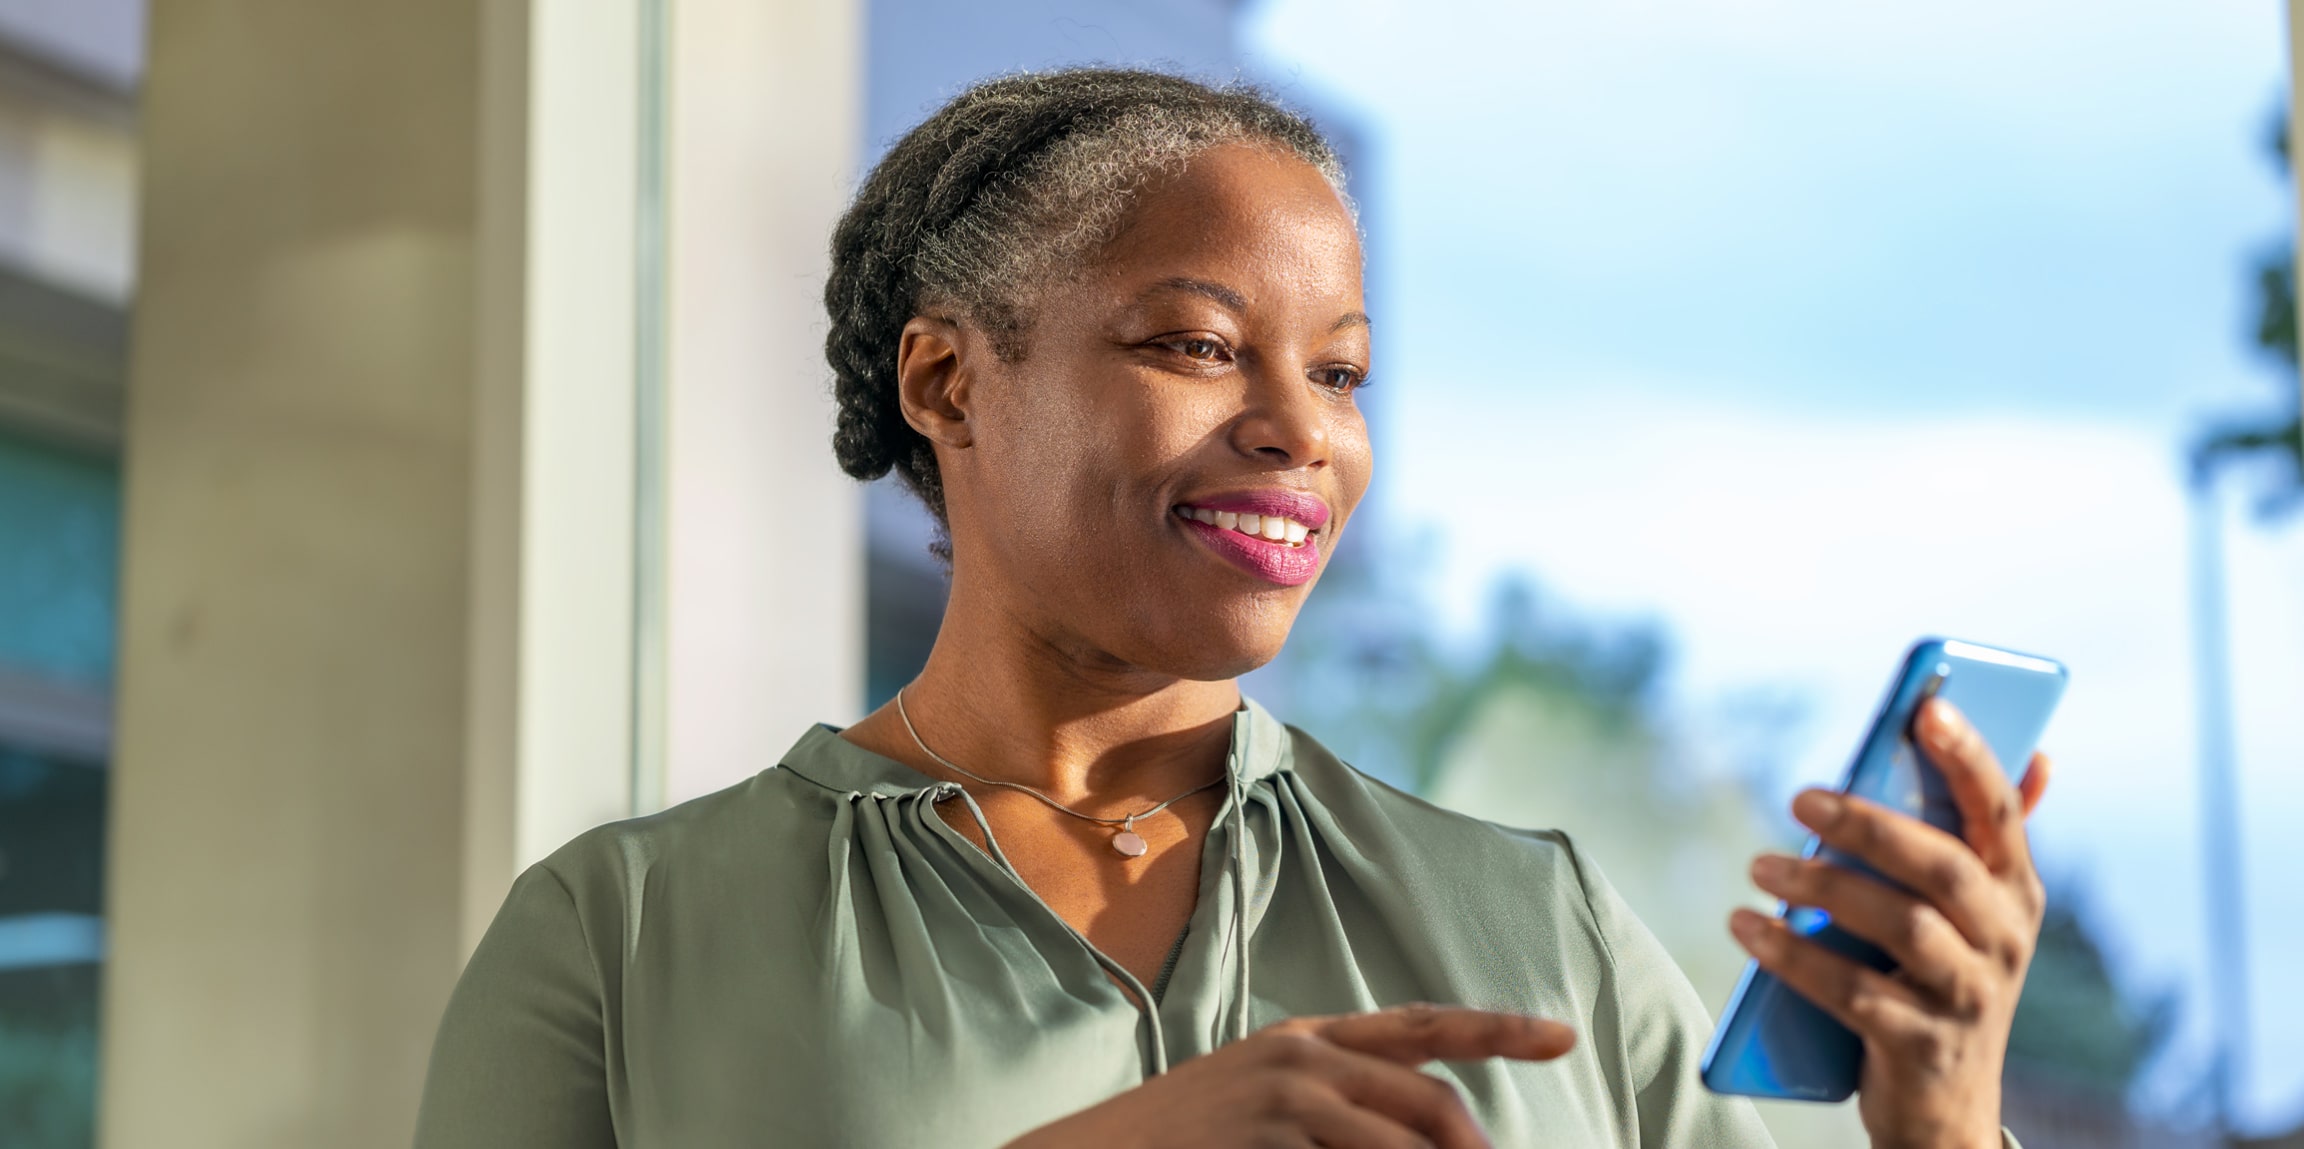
[{"x1": 777, "y1": 697, "x2": 1297, "y2": 798}]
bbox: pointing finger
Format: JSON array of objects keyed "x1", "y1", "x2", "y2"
[{"x1": 1318, "y1": 1005, "x2": 1577, "y2": 1066}]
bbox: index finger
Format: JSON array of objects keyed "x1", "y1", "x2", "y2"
[
  {"x1": 1915, "y1": 698, "x2": 2033, "y2": 878},
  {"x1": 1316, "y1": 1004, "x2": 1577, "y2": 1066}
]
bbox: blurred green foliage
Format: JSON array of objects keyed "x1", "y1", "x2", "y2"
[
  {"x1": 1271, "y1": 576, "x2": 2173, "y2": 1140},
  {"x1": 2006, "y1": 893, "x2": 2176, "y2": 1101},
  {"x1": 2193, "y1": 109, "x2": 2302, "y2": 511}
]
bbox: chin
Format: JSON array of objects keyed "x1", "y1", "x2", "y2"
[{"x1": 1122, "y1": 591, "x2": 1303, "y2": 683}]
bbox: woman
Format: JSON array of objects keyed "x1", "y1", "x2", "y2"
[{"x1": 417, "y1": 70, "x2": 2051, "y2": 1149}]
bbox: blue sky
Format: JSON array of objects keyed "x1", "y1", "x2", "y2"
[{"x1": 1245, "y1": 0, "x2": 2302, "y2": 1127}]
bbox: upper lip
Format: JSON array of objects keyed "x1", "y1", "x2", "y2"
[{"x1": 1174, "y1": 489, "x2": 1333, "y2": 531}]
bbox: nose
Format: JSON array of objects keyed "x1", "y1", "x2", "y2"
[{"x1": 1227, "y1": 362, "x2": 1331, "y2": 470}]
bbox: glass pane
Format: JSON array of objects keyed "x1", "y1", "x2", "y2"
[
  {"x1": 0, "y1": 430, "x2": 119, "y2": 690},
  {"x1": 0, "y1": 5, "x2": 139, "y2": 1142},
  {"x1": 0, "y1": 744, "x2": 103, "y2": 1147}
]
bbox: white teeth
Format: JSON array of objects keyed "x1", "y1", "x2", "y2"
[{"x1": 1180, "y1": 504, "x2": 1320, "y2": 548}]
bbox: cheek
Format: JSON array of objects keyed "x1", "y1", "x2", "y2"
[
  {"x1": 971, "y1": 368, "x2": 1099, "y2": 492},
  {"x1": 993, "y1": 370, "x2": 1216, "y2": 510},
  {"x1": 1332, "y1": 408, "x2": 1375, "y2": 508}
]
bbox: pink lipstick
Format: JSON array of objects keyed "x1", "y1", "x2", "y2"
[{"x1": 1171, "y1": 490, "x2": 1333, "y2": 587}]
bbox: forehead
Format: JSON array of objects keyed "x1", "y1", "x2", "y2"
[{"x1": 1089, "y1": 143, "x2": 1364, "y2": 311}]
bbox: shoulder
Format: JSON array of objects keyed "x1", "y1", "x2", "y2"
[
  {"x1": 1279, "y1": 723, "x2": 1612, "y2": 919},
  {"x1": 531, "y1": 760, "x2": 834, "y2": 909},
  {"x1": 1273, "y1": 725, "x2": 1644, "y2": 987}
]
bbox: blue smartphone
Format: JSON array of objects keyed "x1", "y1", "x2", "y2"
[{"x1": 1698, "y1": 637, "x2": 2068, "y2": 1102}]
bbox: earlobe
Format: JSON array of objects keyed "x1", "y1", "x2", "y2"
[{"x1": 897, "y1": 317, "x2": 974, "y2": 449}]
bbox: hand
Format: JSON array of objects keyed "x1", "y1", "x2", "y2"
[
  {"x1": 1731, "y1": 698, "x2": 2051, "y2": 1149},
  {"x1": 1004, "y1": 1004, "x2": 1576, "y2": 1149}
]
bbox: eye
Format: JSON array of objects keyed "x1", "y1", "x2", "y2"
[
  {"x1": 1166, "y1": 335, "x2": 1229, "y2": 362},
  {"x1": 1312, "y1": 364, "x2": 1369, "y2": 393}
]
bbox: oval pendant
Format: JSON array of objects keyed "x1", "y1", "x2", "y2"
[{"x1": 1112, "y1": 830, "x2": 1149, "y2": 857}]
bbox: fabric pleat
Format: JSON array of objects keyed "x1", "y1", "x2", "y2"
[{"x1": 415, "y1": 700, "x2": 1779, "y2": 1149}]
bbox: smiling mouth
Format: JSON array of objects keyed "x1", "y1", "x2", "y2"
[{"x1": 1172, "y1": 504, "x2": 1317, "y2": 548}]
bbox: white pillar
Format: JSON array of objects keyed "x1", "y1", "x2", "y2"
[
  {"x1": 658, "y1": 0, "x2": 866, "y2": 807},
  {"x1": 102, "y1": 5, "x2": 501, "y2": 1142},
  {"x1": 461, "y1": 0, "x2": 647, "y2": 949},
  {"x1": 98, "y1": 3, "x2": 864, "y2": 1144}
]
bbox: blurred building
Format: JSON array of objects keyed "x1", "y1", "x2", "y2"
[
  {"x1": 3, "y1": 2, "x2": 862, "y2": 1145},
  {"x1": 0, "y1": 0, "x2": 139, "y2": 1143}
]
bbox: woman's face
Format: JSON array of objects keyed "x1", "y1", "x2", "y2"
[{"x1": 912, "y1": 142, "x2": 1372, "y2": 682}]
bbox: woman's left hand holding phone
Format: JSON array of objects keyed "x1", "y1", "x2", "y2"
[{"x1": 1731, "y1": 698, "x2": 2052, "y2": 1149}]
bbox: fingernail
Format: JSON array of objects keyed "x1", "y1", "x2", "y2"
[
  {"x1": 1924, "y1": 699, "x2": 1965, "y2": 746},
  {"x1": 1751, "y1": 855, "x2": 1792, "y2": 886},
  {"x1": 1729, "y1": 910, "x2": 1769, "y2": 951},
  {"x1": 1792, "y1": 790, "x2": 1842, "y2": 828}
]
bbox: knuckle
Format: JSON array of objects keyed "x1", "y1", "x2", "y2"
[
  {"x1": 1987, "y1": 793, "x2": 2018, "y2": 828},
  {"x1": 1923, "y1": 856, "x2": 1974, "y2": 903},
  {"x1": 1844, "y1": 806, "x2": 1902, "y2": 859},
  {"x1": 1940, "y1": 972, "x2": 1988, "y2": 1020},
  {"x1": 1903, "y1": 1025, "x2": 1956, "y2": 1073},
  {"x1": 1261, "y1": 1031, "x2": 1324, "y2": 1068},
  {"x1": 1247, "y1": 1128, "x2": 1302, "y2": 1149},
  {"x1": 1845, "y1": 984, "x2": 1892, "y2": 1028},
  {"x1": 1824, "y1": 967, "x2": 1864, "y2": 1011},
  {"x1": 1998, "y1": 932, "x2": 2034, "y2": 976},
  {"x1": 1895, "y1": 902, "x2": 1936, "y2": 949},
  {"x1": 1778, "y1": 946, "x2": 1838, "y2": 1002},
  {"x1": 1788, "y1": 859, "x2": 1832, "y2": 900},
  {"x1": 1839, "y1": 803, "x2": 1883, "y2": 848},
  {"x1": 1469, "y1": 1011, "x2": 1509, "y2": 1044},
  {"x1": 1266, "y1": 1075, "x2": 1328, "y2": 1119},
  {"x1": 1415, "y1": 1071, "x2": 1467, "y2": 1113}
]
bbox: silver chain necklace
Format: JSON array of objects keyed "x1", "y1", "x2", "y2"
[{"x1": 896, "y1": 688, "x2": 1226, "y2": 858}]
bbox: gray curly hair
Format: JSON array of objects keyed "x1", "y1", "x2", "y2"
[{"x1": 823, "y1": 67, "x2": 1351, "y2": 541}]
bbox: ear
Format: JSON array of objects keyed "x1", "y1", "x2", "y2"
[{"x1": 896, "y1": 316, "x2": 975, "y2": 450}]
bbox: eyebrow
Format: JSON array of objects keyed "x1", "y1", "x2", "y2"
[
  {"x1": 1143, "y1": 276, "x2": 1250, "y2": 312},
  {"x1": 1141, "y1": 276, "x2": 1372, "y2": 333}
]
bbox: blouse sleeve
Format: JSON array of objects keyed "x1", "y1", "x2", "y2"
[
  {"x1": 414, "y1": 865, "x2": 618, "y2": 1149},
  {"x1": 1561, "y1": 837, "x2": 1780, "y2": 1149}
]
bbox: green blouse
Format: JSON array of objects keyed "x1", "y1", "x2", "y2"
[{"x1": 414, "y1": 700, "x2": 1779, "y2": 1147}]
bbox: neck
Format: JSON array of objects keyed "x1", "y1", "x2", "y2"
[{"x1": 864, "y1": 571, "x2": 1242, "y2": 807}]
